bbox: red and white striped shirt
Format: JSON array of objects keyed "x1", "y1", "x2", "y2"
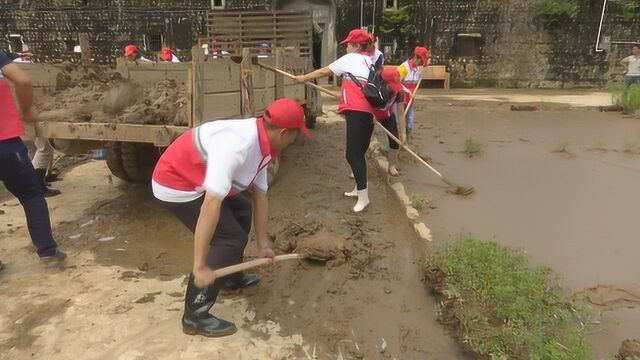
[{"x1": 152, "y1": 118, "x2": 275, "y2": 203}]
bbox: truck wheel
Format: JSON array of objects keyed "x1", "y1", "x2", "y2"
[{"x1": 107, "y1": 142, "x2": 159, "y2": 183}]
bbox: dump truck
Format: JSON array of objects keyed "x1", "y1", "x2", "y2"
[{"x1": 17, "y1": 10, "x2": 321, "y2": 184}]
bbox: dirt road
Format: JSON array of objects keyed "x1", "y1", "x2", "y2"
[
  {"x1": 0, "y1": 111, "x2": 464, "y2": 359},
  {"x1": 394, "y1": 93, "x2": 640, "y2": 359}
]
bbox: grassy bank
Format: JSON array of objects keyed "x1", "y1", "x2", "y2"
[{"x1": 424, "y1": 235, "x2": 591, "y2": 359}]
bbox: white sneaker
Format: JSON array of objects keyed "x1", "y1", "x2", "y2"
[
  {"x1": 344, "y1": 184, "x2": 358, "y2": 197},
  {"x1": 353, "y1": 188, "x2": 370, "y2": 213}
]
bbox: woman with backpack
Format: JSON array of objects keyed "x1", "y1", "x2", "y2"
[
  {"x1": 397, "y1": 46, "x2": 429, "y2": 141},
  {"x1": 372, "y1": 67, "x2": 406, "y2": 177},
  {"x1": 295, "y1": 29, "x2": 374, "y2": 213}
]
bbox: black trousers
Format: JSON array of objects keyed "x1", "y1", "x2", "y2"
[
  {"x1": 0, "y1": 137, "x2": 58, "y2": 257},
  {"x1": 379, "y1": 113, "x2": 400, "y2": 150},
  {"x1": 161, "y1": 193, "x2": 252, "y2": 281},
  {"x1": 345, "y1": 110, "x2": 374, "y2": 190}
]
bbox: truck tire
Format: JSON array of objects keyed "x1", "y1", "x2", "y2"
[{"x1": 106, "y1": 142, "x2": 159, "y2": 183}]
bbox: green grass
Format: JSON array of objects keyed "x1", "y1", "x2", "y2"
[
  {"x1": 464, "y1": 136, "x2": 486, "y2": 156},
  {"x1": 623, "y1": 134, "x2": 640, "y2": 154},
  {"x1": 613, "y1": 84, "x2": 640, "y2": 113},
  {"x1": 410, "y1": 193, "x2": 427, "y2": 210},
  {"x1": 534, "y1": 0, "x2": 579, "y2": 27},
  {"x1": 425, "y1": 235, "x2": 592, "y2": 360}
]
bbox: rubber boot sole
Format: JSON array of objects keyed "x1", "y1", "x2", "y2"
[{"x1": 182, "y1": 324, "x2": 237, "y2": 338}]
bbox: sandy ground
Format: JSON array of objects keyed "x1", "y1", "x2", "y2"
[
  {"x1": 0, "y1": 112, "x2": 464, "y2": 359},
  {"x1": 393, "y1": 90, "x2": 640, "y2": 359}
]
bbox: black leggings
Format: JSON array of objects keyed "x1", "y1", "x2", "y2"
[
  {"x1": 161, "y1": 194, "x2": 252, "y2": 281},
  {"x1": 345, "y1": 110, "x2": 374, "y2": 190},
  {"x1": 379, "y1": 113, "x2": 400, "y2": 150}
]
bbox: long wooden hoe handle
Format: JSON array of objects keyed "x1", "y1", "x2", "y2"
[
  {"x1": 404, "y1": 75, "x2": 423, "y2": 117},
  {"x1": 214, "y1": 253, "x2": 302, "y2": 278}
]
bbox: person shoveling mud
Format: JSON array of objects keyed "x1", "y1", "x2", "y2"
[{"x1": 150, "y1": 98, "x2": 311, "y2": 337}]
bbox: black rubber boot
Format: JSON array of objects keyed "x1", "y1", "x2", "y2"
[
  {"x1": 182, "y1": 273, "x2": 237, "y2": 337},
  {"x1": 0, "y1": 260, "x2": 4, "y2": 271},
  {"x1": 219, "y1": 273, "x2": 260, "y2": 291},
  {"x1": 34, "y1": 168, "x2": 61, "y2": 198}
]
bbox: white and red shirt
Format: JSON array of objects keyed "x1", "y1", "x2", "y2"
[
  {"x1": 0, "y1": 51, "x2": 25, "y2": 141},
  {"x1": 372, "y1": 89, "x2": 403, "y2": 121},
  {"x1": 328, "y1": 52, "x2": 374, "y2": 115},
  {"x1": 152, "y1": 118, "x2": 276, "y2": 203},
  {"x1": 398, "y1": 60, "x2": 422, "y2": 104}
]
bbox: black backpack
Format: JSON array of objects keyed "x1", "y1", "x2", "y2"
[{"x1": 346, "y1": 64, "x2": 391, "y2": 109}]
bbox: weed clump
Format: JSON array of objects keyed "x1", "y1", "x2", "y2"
[
  {"x1": 425, "y1": 235, "x2": 591, "y2": 359},
  {"x1": 464, "y1": 136, "x2": 486, "y2": 157}
]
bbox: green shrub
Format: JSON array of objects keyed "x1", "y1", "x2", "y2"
[
  {"x1": 534, "y1": 0, "x2": 579, "y2": 27},
  {"x1": 425, "y1": 235, "x2": 592, "y2": 359},
  {"x1": 613, "y1": 84, "x2": 640, "y2": 113},
  {"x1": 622, "y1": 1, "x2": 640, "y2": 22}
]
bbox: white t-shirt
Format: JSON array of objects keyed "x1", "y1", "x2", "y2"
[
  {"x1": 328, "y1": 52, "x2": 372, "y2": 81},
  {"x1": 372, "y1": 48, "x2": 384, "y2": 66},
  {"x1": 623, "y1": 55, "x2": 640, "y2": 76},
  {"x1": 170, "y1": 54, "x2": 180, "y2": 63}
]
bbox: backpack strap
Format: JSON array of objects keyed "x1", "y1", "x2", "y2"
[{"x1": 345, "y1": 72, "x2": 365, "y2": 89}]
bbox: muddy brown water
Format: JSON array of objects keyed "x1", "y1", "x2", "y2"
[
  {"x1": 396, "y1": 99, "x2": 640, "y2": 359},
  {"x1": 43, "y1": 116, "x2": 466, "y2": 359}
]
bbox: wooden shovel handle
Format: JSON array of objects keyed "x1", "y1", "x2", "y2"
[
  {"x1": 214, "y1": 253, "x2": 302, "y2": 278},
  {"x1": 404, "y1": 71, "x2": 423, "y2": 117},
  {"x1": 256, "y1": 62, "x2": 340, "y2": 98}
]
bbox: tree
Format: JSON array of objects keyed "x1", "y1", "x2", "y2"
[{"x1": 378, "y1": 6, "x2": 413, "y2": 61}]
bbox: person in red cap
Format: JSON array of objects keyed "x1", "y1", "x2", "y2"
[
  {"x1": 123, "y1": 44, "x2": 152, "y2": 62},
  {"x1": 294, "y1": 28, "x2": 374, "y2": 213},
  {"x1": 151, "y1": 98, "x2": 309, "y2": 337},
  {"x1": 159, "y1": 47, "x2": 180, "y2": 63},
  {"x1": 397, "y1": 46, "x2": 429, "y2": 141},
  {"x1": 372, "y1": 67, "x2": 406, "y2": 176}
]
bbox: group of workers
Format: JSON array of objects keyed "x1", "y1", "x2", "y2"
[
  {"x1": 123, "y1": 44, "x2": 181, "y2": 63},
  {"x1": 1, "y1": 29, "x2": 430, "y2": 338}
]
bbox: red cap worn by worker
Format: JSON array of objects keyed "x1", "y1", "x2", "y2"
[
  {"x1": 380, "y1": 67, "x2": 404, "y2": 94},
  {"x1": 264, "y1": 98, "x2": 311, "y2": 138},
  {"x1": 160, "y1": 47, "x2": 172, "y2": 61},
  {"x1": 340, "y1": 29, "x2": 372, "y2": 45},
  {"x1": 124, "y1": 45, "x2": 138, "y2": 57},
  {"x1": 414, "y1": 46, "x2": 429, "y2": 65}
]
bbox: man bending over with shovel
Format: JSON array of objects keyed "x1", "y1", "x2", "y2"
[{"x1": 152, "y1": 98, "x2": 310, "y2": 337}]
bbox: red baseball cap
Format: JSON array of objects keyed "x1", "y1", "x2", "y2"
[
  {"x1": 160, "y1": 47, "x2": 172, "y2": 61},
  {"x1": 264, "y1": 98, "x2": 311, "y2": 138},
  {"x1": 380, "y1": 67, "x2": 403, "y2": 94},
  {"x1": 340, "y1": 29, "x2": 372, "y2": 45},
  {"x1": 414, "y1": 46, "x2": 429, "y2": 65},
  {"x1": 124, "y1": 45, "x2": 137, "y2": 57}
]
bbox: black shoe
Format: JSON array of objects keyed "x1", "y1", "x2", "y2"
[
  {"x1": 45, "y1": 170, "x2": 60, "y2": 182},
  {"x1": 39, "y1": 249, "x2": 67, "y2": 262},
  {"x1": 0, "y1": 260, "x2": 4, "y2": 271},
  {"x1": 182, "y1": 273, "x2": 237, "y2": 337},
  {"x1": 219, "y1": 274, "x2": 260, "y2": 291},
  {"x1": 35, "y1": 168, "x2": 61, "y2": 198}
]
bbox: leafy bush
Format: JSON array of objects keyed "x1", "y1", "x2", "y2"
[
  {"x1": 613, "y1": 83, "x2": 640, "y2": 113},
  {"x1": 425, "y1": 235, "x2": 592, "y2": 359},
  {"x1": 622, "y1": 1, "x2": 640, "y2": 22},
  {"x1": 534, "y1": 0, "x2": 579, "y2": 27}
]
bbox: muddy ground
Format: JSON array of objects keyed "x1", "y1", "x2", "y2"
[
  {"x1": 393, "y1": 91, "x2": 640, "y2": 359},
  {"x1": 0, "y1": 111, "x2": 465, "y2": 359}
]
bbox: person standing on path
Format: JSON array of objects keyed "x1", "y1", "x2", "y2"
[
  {"x1": 397, "y1": 46, "x2": 429, "y2": 141},
  {"x1": 620, "y1": 44, "x2": 640, "y2": 88},
  {"x1": 0, "y1": 50, "x2": 67, "y2": 267},
  {"x1": 294, "y1": 28, "x2": 375, "y2": 213},
  {"x1": 371, "y1": 67, "x2": 407, "y2": 177},
  {"x1": 152, "y1": 98, "x2": 310, "y2": 337}
]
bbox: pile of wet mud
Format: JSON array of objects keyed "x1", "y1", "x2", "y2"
[
  {"x1": 270, "y1": 215, "x2": 381, "y2": 275},
  {"x1": 37, "y1": 66, "x2": 187, "y2": 126}
]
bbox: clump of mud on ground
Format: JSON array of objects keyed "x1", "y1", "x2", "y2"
[
  {"x1": 619, "y1": 339, "x2": 640, "y2": 359},
  {"x1": 37, "y1": 65, "x2": 188, "y2": 126}
]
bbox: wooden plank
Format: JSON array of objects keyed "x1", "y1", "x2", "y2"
[
  {"x1": 78, "y1": 33, "x2": 91, "y2": 65},
  {"x1": 202, "y1": 93, "x2": 241, "y2": 120},
  {"x1": 252, "y1": 66, "x2": 275, "y2": 89},
  {"x1": 192, "y1": 45, "x2": 205, "y2": 127},
  {"x1": 254, "y1": 88, "x2": 275, "y2": 112},
  {"x1": 240, "y1": 48, "x2": 254, "y2": 117},
  {"x1": 274, "y1": 48, "x2": 284, "y2": 99},
  {"x1": 34, "y1": 122, "x2": 188, "y2": 147},
  {"x1": 283, "y1": 84, "x2": 305, "y2": 102}
]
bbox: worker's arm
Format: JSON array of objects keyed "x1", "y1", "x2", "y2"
[
  {"x1": 620, "y1": 57, "x2": 630, "y2": 72},
  {"x1": 251, "y1": 189, "x2": 276, "y2": 264},
  {"x1": 295, "y1": 66, "x2": 333, "y2": 83},
  {"x1": 192, "y1": 192, "x2": 223, "y2": 288},
  {"x1": 1, "y1": 63, "x2": 38, "y2": 122}
]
